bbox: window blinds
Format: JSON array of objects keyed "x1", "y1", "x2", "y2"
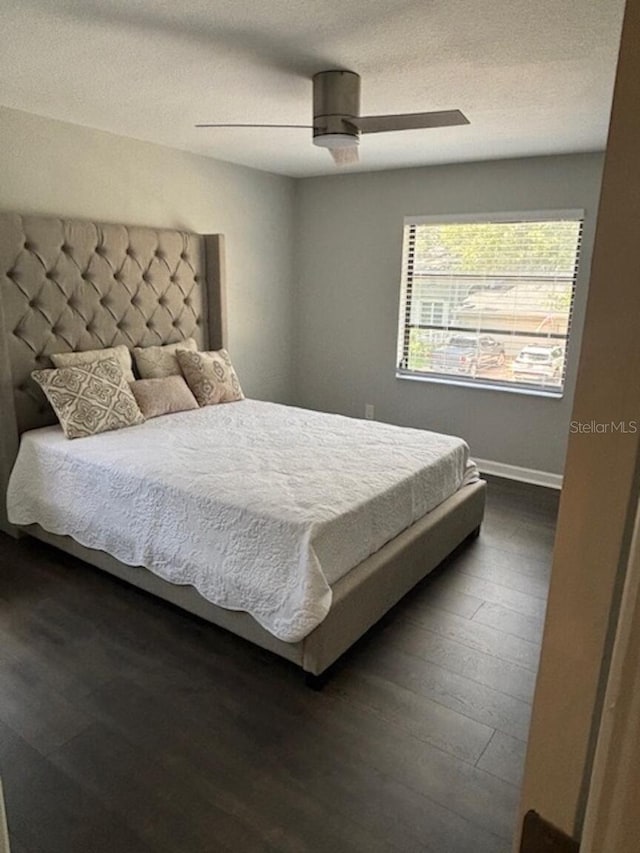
[{"x1": 397, "y1": 214, "x2": 583, "y2": 395}]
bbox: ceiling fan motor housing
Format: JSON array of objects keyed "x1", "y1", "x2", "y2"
[{"x1": 313, "y1": 70, "x2": 361, "y2": 148}]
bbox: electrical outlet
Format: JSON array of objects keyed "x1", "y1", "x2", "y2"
[{"x1": 365, "y1": 404, "x2": 375, "y2": 420}]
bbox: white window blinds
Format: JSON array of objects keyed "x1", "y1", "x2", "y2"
[{"x1": 397, "y1": 213, "x2": 583, "y2": 395}]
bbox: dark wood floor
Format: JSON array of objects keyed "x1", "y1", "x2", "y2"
[{"x1": 0, "y1": 476, "x2": 559, "y2": 853}]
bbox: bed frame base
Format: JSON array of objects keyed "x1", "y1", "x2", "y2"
[{"x1": 19, "y1": 480, "x2": 486, "y2": 680}]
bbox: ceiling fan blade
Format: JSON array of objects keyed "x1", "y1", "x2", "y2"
[
  {"x1": 195, "y1": 123, "x2": 312, "y2": 129},
  {"x1": 329, "y1": 146, "x2": 360, "y2": 166},
  {"x1": 352, "y1": 109, "x2": 469, "y2": 134}
]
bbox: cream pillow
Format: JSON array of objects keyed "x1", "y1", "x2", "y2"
[
  {"x1": 177, "y1": 349, "x2": 244, "y2": 406},
  {"x1": 130, "y1": 376, "x2": 199, "y2": 419},
  {"x1": 32, "y1": 358, "x2": 145, "y2": 439},
  {"x1": 50, "y1": 344, "x2": 135, "y2": 383},
  {"x1": 133, "y1": 338, "x2": 198, "y2": 379}
]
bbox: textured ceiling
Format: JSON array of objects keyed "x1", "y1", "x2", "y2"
[{"x1": 0, "y1": 0, "x2": 626, "y2": 177}]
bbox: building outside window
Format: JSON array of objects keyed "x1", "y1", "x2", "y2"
[{"x1": 397, "y1": 212, "x2": 584, "y2": 396}]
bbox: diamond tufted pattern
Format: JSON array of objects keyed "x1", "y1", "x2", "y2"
[{"x1": 0, "y1": 214, "x2": 208, "y2": 434}]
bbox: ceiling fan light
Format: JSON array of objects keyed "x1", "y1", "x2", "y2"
[{"x1": 313, "y1": 133, "x2": 359, "y2": 149}]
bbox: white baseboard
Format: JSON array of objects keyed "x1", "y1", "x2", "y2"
[{"x1": 474, "y1": 458, "x2": 563, "y2": 490}]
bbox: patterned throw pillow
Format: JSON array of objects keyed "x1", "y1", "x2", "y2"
[
  {"x1": 133, "y1": 338, "x2": 198, "y2": 379},
  {"x1": 130, "y1": 376, "x2": 199, "y2": 419},
  {"x1": 177, "y1": 349, "x2": 244, "y2": 406},
  {"x1": 32, "y1": 358, "x2": 145, "y2": 439},
  {"x1": 51, "y1": 344, "x2": 135, "y2": 383}
]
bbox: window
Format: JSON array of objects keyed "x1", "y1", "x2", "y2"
[
  {"x1": 396, "y1": 212, "x2": 583, "y2": 396},
  {"x1": 419, "y1": 300, "x2": 445, "y2": 327}
]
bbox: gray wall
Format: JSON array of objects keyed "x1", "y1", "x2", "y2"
[
  {"x1": 0, "y1": 107, "x2": 605, "y2": 475},
  {"x1": 0, "y1": 106, "x2": 296, "y2": 403},
  {"x1": 293, "y1": 154, "x2": 604, "y2": 475}
]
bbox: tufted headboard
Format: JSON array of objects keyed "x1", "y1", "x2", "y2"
[{"x1": 0, "y1": 212, "x2": 227, "y2": 533}]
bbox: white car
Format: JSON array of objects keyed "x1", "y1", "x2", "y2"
[{"x1": 512, "y1": 345, "x2": 564, "y2": 382}]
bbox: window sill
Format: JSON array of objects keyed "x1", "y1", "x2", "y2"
[{"x1": 395, "y1": 371, "x2": 564, "y2": 399}]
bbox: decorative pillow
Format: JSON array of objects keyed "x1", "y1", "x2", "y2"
[
  {"x1": 133, "y1": 338, "x2": 198, "y2": 379},
  {"x1": 130, "y1": 376, "x2": 199, "y2": 419},
  {"x1": 32, "y1": 358, "x2": 145, "y2": 439},
  {"x1": 177, "y1": 349, "x2": 245, "y2": 406},
  {"x1": 51, "y1": 344, "x2": 135, "y2": 383}
]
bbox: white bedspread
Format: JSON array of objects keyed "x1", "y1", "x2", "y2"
[{"x1": 7, "y1": 400, "x2": 478, "y2": 642}]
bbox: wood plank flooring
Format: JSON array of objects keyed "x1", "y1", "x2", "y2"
[{"x1": 0, "y1": 475, "x2": 558, "y2": 853}]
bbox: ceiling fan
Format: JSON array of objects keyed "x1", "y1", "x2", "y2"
[{"x1": 196, "y1": 69, "x2": 469, "y2": 165}]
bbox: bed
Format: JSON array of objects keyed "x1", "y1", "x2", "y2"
[{"x1": 0, "y1": 212, "x2": 486, "y2": 683}]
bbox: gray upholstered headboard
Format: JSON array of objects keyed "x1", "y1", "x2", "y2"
[{"x1": 0, "y1": 212, "x2": 227, "y2": 533}]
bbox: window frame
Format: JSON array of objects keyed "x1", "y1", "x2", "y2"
[{"x1": 396, "y1": 209, "x2": 584, "y2": 399}]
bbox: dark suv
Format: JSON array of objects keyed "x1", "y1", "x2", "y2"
[{"x1": 431, "y1": 335, "x2": 506, "y2": 375}]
